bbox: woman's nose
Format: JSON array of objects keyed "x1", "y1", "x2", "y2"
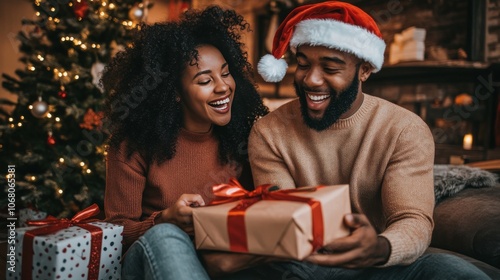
[{"x1": 214, "y1": 77, "x2": 229, "y2": 93}]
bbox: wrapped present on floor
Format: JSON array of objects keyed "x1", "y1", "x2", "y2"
[
  {"x1": 8, "y1": 204, "x2": 123, "y2": 280},
  {"x1": 19, "y1": 207, "x2": 47, "y2": 227},
  {"x1": 193, "y1": 179, "x2": 351, "y2": 260}
]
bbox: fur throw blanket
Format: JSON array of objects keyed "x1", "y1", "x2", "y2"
[{"x1": 434, "y1": 165, "x2": 498, "y2": 203}]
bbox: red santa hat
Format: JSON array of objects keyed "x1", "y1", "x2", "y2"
[{"x1": 258, "y1": 1, "x2": 386, "y2": 82}]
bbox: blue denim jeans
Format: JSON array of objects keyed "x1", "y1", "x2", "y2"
[
  {"x1": 122, "y1": 223, "x2": 490, "y2": 280},
  {"x1": 220, "y1": 254, "x2": 491, "y2": 280},
  {"x1": 121, "y1": 223, "x2": 210, "y2": 280}
]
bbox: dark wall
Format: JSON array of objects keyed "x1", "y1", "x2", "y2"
[
  {"x1": 487, "y1": 0, "x2": 500, "y2": 61},
  {"x1": 350, "y1": 0, "x2": 470, "y2": 62}
]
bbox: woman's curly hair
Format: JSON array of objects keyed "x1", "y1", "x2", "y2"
[{"x1": 102, "y1": 5, "x2": 268, "y2": 165}]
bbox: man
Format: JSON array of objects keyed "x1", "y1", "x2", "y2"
[{"x1": 242, "y1": 1, "x2": 490, "y2": 279}]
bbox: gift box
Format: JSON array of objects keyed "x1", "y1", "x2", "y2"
[
  {"x1": 401, "y1": 27, "x2": 426, "y2": 43},
  {"x1": 399, "y1": 41, "x2": 425, "y2": 62},
  {"x1": 19, "y1": 208, "x2": 47, "y2": 227},
  {"x1": 389, "y1": 26, "x2": 427, "y2": 65},
  {"x1": 193, "y1": 179, "x2": 351, "y2": 260},
  {"x1": 8, "y1": 205, "x2": 123, "y2": 280}
]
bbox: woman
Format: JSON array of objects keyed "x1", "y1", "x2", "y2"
[{"x1": 101, "y1": 6, "x2": 268, "y2": 279}]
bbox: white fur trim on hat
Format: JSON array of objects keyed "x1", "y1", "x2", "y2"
[
  {"x1": 257, "y1": 54, "x2": 288, "y2": 83},
  {"x1": 290, "y1": 19, "x2": 386, "y2": 72}
]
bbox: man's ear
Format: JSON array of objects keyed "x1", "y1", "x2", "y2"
[{"x1": 359, "y1": 62, "x2": 374, "y2": 82}]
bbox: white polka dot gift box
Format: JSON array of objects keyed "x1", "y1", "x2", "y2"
[
  {"x1": 19, "y1": 208, "x2": 48, "y2": 227},
  {"x1": 8, "y1": 204, "x2": 123, "y2": 280}
]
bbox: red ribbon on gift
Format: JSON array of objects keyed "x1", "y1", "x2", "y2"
[
  {"x1": 22, "y1": 204, "x2": 103, "y2": 280},
  {"x1": 209, "y1": 178, "x2": 324, "y2": 253}
]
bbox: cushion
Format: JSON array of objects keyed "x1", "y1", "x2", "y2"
[
  {"x1": 431, "y1": 186, "x2": 500, "y2": 269},
  {"x1": 433, "y1": 165, "x2": 498, "y2": 203}
]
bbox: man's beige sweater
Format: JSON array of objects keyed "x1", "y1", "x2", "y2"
[{"x1": 248, "y1": 94, "x2": 435, "y2": 266}]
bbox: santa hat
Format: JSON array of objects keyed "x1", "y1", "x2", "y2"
[{"x1": 258, "y1": 1, "x2": 386, "y2": 83}]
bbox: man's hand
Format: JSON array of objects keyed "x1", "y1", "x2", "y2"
[
  {"x1": 154, "y1": 194, "x2": 205, "y2": 235},
  {"x1": 305, "y1": 214, "x2": 390, "y2": 268}
]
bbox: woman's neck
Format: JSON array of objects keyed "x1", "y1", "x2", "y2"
[{"x1": 182, "y1": 124, "x2": 213, "y2": 134}]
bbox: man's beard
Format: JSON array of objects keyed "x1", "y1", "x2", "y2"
[{"x1": 294, "y1": 70, "x2": 360, "y2": 131}]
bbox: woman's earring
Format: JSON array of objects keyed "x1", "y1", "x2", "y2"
[{"x1": 175, "y1": 96, "x2": 181, "y2": 103}]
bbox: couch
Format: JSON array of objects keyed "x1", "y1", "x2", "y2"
[{"x1": 430, "y1": 161, "x2": 500, "y2": 279}]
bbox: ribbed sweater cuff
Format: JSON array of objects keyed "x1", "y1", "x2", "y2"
[
  {"x1": 150, "y1": 211, "x2": 162, "y2": 226},
  {"x1": 378, "y1": 231, "x2": 421, "y2": 267},
  {"x1": 123, "y1": 211, "x2": 161, "y2": 249}
]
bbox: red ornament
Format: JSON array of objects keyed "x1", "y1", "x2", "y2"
[
  {"x1": 47, "y1": 134, "x2": 56, "y2": 145},
  {"x1": 58, "y1": 90, "x2": 67, "y2": 99},
  {"x1": 80, "y1": 108, "x2": 104, "y2": 130},
  {"x1": 73, "y1": 0, "x2": 89, "y2": 19}
]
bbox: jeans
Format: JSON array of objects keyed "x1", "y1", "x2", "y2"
[
  {"x1": 121, "y1": 223, "x2": 210, "y2": 280},
  {"x1": 220, "y1": 253, "x2": 491, "y2": 280},
  {"x1": 122, "y1": 223, "x2": 490, "y2": 280}
]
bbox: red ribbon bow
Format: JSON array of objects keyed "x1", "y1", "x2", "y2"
[
  {"x1": 23, "y1": 204, "x2": 103, "y2": 280},
  {"x1": 209, "y1": 178, "x2": 324, "y2": 253}
]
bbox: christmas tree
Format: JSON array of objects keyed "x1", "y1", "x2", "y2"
[{"x1": 1, "y1": 0, "x2": 152, "y2": 218}]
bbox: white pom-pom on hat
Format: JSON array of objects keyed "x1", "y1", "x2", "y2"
[{"x1": 257, "y1": 54, "x2": 288, "y2": 83}]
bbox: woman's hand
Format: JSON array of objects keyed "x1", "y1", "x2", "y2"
[{"x1": 154, "y1": 194, "x2": 205, "y2": 235}]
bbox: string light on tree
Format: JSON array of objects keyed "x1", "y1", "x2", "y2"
[
  {"x1": 54, "y1": 68, "x2": 71, "y2": 84},
  {"x1": 8, "y1": 117, "x2": 14, "y2": 128},
  {"x1": 26, "y1": 175, "x2": 37, "y2": 182}
]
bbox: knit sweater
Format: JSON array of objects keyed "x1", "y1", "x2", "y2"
[
  {"x1": 104, "y1": 128, "x2": 250, "y2": 250},
  {"x1": 248, "y1": 94, "x2": 435, "y2": 266}
]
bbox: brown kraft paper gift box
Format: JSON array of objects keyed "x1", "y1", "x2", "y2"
[{"x1": 192, "y1": 184, "x2": 352, "y2": 260}]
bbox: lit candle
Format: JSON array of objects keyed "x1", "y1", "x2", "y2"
[{"x1": 463, "y1": 134, "x2": 473, "y2": 150}]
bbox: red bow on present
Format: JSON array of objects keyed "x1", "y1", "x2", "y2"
[
  {"x1": 23, "y1": 204, "x2": 103, "y2": 280},
  {"x1": 209, "y1": 178, "x2": 324, "y2": 253},
  {"x1": 209, "y1": 178, "x2": 274, "y2": 205}
]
